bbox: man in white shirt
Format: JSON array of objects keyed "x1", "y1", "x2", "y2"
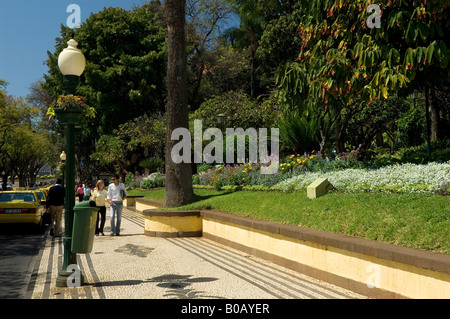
[{"x1": 106, "y1": 174, "x2": 127, "y2": 236}]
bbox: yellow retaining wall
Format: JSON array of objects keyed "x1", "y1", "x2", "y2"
[
  {"x1": 135, "y1": 198, "x2": 450, "y2": 299},
  {"x1": 124, "y1": 196, "x2": 144, "y2": 207},
  {"x1": 201, "y1": 212, "x2": 450, "y2": 299},
  {"x1": 143, "y1": 211, "x2": 202, "y2": 237},
  {"x1": 136, "y1": 199, "x2": 159, "y2": 212}
]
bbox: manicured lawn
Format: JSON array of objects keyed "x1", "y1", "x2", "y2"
[{"x1": 128, "y1": 188, "x2": 450, "y2": 254}]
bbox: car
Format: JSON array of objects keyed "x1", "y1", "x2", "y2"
[
  {"x1": 1, "y1": 183, "x2": 13, "y2": 191},
  {"x1": 36, "y1": 188, "x2": 51, "y2": 225},
  {"x1": 35, "y1": 189, "x2": 48, "y2": 207},
  {"x1": 0, "y1": 191, "x2": 45, "y2": 227}
]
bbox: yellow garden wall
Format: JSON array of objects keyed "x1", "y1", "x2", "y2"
[
  {"x1": 136, "y1": 198, "x2": 450, "y2": 299},
  {"x1": 201, "y1": 214, "x2": 450, "y2": 299}
]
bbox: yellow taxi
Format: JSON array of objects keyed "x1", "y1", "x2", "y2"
[
  {"x1": 0, "y1": 191, "x2": 44, "y2": 226},
  {"x1": 35, "y1": 189, "x2": 48, "y2": 207},
  {"x1": 36, "y1": 188, "x2": 51, "y2": 225}
]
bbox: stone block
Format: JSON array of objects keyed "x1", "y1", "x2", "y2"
[{"x1": 307, "y1": 178, "x2": 334, "y2": 199}]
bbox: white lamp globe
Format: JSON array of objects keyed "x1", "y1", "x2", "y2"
[{"x1": 58, "y1": 39, "x2": 86, "y2": 76}]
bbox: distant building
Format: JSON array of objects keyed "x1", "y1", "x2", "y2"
[{"x1": 37, "y1": 164, "x2": 52, "y2": 176}]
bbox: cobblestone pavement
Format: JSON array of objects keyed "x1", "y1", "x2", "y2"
[{"x1": 25, "y1": 207, "x2": 367, "y2": 300}]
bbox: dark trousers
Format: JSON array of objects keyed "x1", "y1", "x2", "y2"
[
  {"x1": 95, "y1": 206, "x2": 106, "y2": 234},
  {"x1": 78, "y1": 194, "x2": 84, "y2": 202}
]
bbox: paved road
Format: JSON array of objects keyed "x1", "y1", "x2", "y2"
[
  {"x1": 0, "y1": 224, "x2": 47, "y2": 298},
  {"x1": 26, "y1": 208, "x2": 367, "y2": 300}
]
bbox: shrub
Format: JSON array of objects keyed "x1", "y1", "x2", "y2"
[
  {"x1": 430, "y1": 182, "x2": 449, "y2": 196},
  {"x1": 139, "y1": 158, "x2": 164, "y2": 173},
  {"x1": 124, "y1": 171, "x2": 165, "y2": 189},
  {"x1": 141, "y1": 173, "x2": 165, "y2": 189}
]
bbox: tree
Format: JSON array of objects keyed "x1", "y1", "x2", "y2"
[
  {"x1": 0, "y1": 81, "x2": 19, "y2": 189},
  {"x1": 199, "y1": 44, "x2": 253, "y2": 98},
  {"x1": 0, "y1": 89, "x2": 54, "y2": 188},
  {"x1": 90, "y1": 134, "x2": 129, "y2": 181},
  {"x1": 275, "y1": 1, "x2": 449, "y2": 150},
  {"x1": 90, "y1": 113, "x2": 167, "y2": 179},
  {"x1": 228, "y1": 0, "x2": 298, "y2": 97},
  {"x1": 44, "y1": 3, "x2": 168, "y2": 135},
  {"x1": 345, "y1": 96, "x2": 411, "y2": 151},
  {"x1": 42, "y1": 2, "x2": 168, "y2": 179},
  {"x1": 118, "y1": 113, "x2": 167, "y2": 160},
  {"x1": 192, "y1": 90, "x2": 280, "y2": 129},
  {"x1": 185, "y1": 0, "x2": 236, "y2": 108},
  {"x1": 27, "y1": 80, "x2": 61, "y2": 134},
  {"x1": 7, "y1": 128, "x2": 52, "y2": 187},
  {"x1": 164, "y1": 0, "x2": 194, "y2": 207}
]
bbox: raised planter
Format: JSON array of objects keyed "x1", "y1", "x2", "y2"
[
  {"x1": 200, "y1": 210, "x2": 450, "y2": 299},
  {"x1": 54, "y1": 108, "x2": 83, "y2": 125},
  {"x1": 124, "y1": 195, "x2": 144, "y2": 207},
  {"x1": 135, "y1": 197, "x2": 161, "y2": 212},
  {"x1": 143, "y1": 210, "x2": 202, "y2": 238},
  {"x1": 134, "y1": 197, "x2": 450, "y2": 298}
]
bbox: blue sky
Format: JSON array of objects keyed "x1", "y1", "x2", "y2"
[{"x1": 0, "y1": 0, "x2": 146, "y2": 99}]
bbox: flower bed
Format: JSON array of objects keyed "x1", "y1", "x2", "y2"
[
  {"x1": 193, "y1": 155, "x2": 450, "y2": 195},
  {"x1": 125, "y1": 171, "x2": 165, "y2": 189},
  {"x1": 274, "y1": 162, "x2": 450, "y2": 194}
]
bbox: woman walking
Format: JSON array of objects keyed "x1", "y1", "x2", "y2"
[{"x1": 92, "y1": 180, "x2": 107, "y2": 236}]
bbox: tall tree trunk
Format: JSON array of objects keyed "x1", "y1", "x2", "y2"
[
  {"x1": 424, "y1": 86, "x2": 432, "y2": 155},
  {"x1": 188, "y1": 62, "x2": 204, "y2": 110},
  {"x1": 164, "y1": 0, "x2": 194, "y2": 207},
  {"x1": 249, "y1": 31, "x2": 258, "y2": 99},
  {"x1": 429, "y1": 87, "x2": 441, "y2": 141}
]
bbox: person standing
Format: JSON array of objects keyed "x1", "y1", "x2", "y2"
[
  {"x1": 77, "y1": 184, "x2": 84, "y2": 202},
  {"x1": 106, "y1": 174, "x2": 127, "y2": 236},
  {"x1": 84, "y1": 183, "x2": 91, "y2": 201},
  {"x1": 92, "y1": 180, "x2": 107, "y2": 236},
  {"x1": 47, "y1": 178, "x2": 65, "y2": 237}
]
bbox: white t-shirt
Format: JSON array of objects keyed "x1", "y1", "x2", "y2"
[{"x1": 107, "y1": 182, "x2": 127, "y2": 202}]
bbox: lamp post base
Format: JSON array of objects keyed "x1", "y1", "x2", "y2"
[
  {"x1": 56, "y1": 269, "x2": 85, "y2": 288},
  {"x1": 56, "y1": 235, "x2": 84, "y2": 287}
]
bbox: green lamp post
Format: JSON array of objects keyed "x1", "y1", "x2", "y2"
[
  {"x1": 55, "y1": 39, "x2": 86, "y2": 287},
  {"x1": 60, "y1": 151, "x2": 66, "y2": 188}
]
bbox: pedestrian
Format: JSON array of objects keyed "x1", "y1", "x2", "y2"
[
  {"x1": 77, "y1": 184, "x2": 84, "y2": 202},
  {"x1": 92, "y1": 180, "x2": 107, "y2": 236},
  {"x1": 84, "y1": 183, "x2": 91, "y2": 201},
  {"x1": 47, "y1": 178, "x2": 65, "y2": 237},
  {"x1": 106, "y1": 174, "x2": 127, "y2": 236}
]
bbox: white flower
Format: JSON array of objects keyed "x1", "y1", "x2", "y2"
[{"x1": 274, "y1": 161, "x2": 450, "y2": 194}]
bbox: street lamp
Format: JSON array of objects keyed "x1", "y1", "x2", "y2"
[
  {"x1": 55, "y1": 39, "x2": 86, "y2": 287},
  {"x1": 60, "y1": 151, "x2": 67, "y2": 162},
  {"x1": 217, "y1": 113, "x2": 225, "y2": 126},
  {"x1": 217, "y1": 113, "x2": 225, "y2": 131},
  {"x1": 58, "y1": 39, "x2": 86, "y2": 93},
  {"x1": 60, "y1": 151, "x2": 66, "y2": 188}
]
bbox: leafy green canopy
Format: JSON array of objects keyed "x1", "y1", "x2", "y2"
[
  {"x1": 0, "y1": 84, "x2": 55, "y2": 187},
  {"x1": 43, "y1": 3, "x2": 167, "y2": 135},
  {"x1": 276, "y1": 0, "x2": 449, "y2": 109}
]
